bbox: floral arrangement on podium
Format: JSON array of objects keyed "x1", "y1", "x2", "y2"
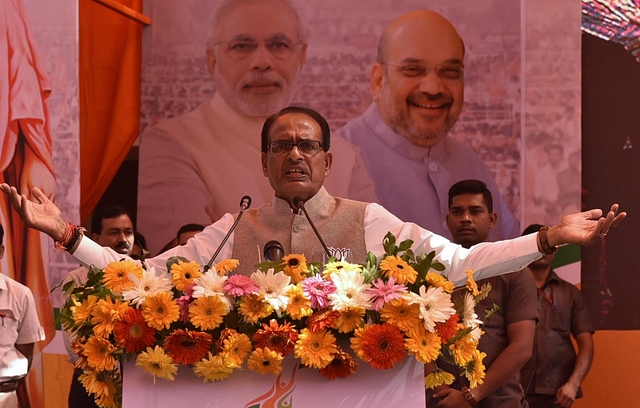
[{"x1": 59, "y1": 232, "x2": 491, "y2": 408}]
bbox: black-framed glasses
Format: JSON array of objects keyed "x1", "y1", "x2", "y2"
[
  {"x1": 383, "y1": 62, "x2": 465, "y2": 81},
  {"x1": 268, "y1": 140, "x2": 324, "y2": 155}
]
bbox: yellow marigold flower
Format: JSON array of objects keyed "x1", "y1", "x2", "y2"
[
  {"x1": 238, "y1": 294, "x2": 272, "y2": 324},
  {"x1": 220, "y1": 332, "x2": 252, "y2": 366},
  {"x1": 188, "y1": 296, "x2": 227, "y2": 330},
  {"x1": 142, "y1": 292, "x2": 180, "y2": 330},
  {"x1": 285, "y1": 284, "x2": 313, "y2": 320},
  {"x1": 171, "y1": 260, "x2": 203, "y2": 291},
  {"x1": 425, "y1": 368, "x2": 456, "y2": 389},
  {"x1": 282, "y1": 254, "x2": 309, "y2": 284},
  {"x1": 78, "y1": 369, "x2": 118, "y2": 400},
  {"x1": 83, "y1": 336, "x2": 117, "y2": 371},
  {"x1": 466, "y1": 270, "x2": 479, "y2": 296},
  {"x1": 95, "y1": 392, "x2": 117, "y2": 408},
  {"x1": 90, "y1": 297, "x2": 129, "y2": 338},
  {"x1": 102, "y1": 260, "x2": 143, "y2": 293},
  {"x1": 215, "y1": 259, "x2": 240, "y2": 276},
  {"x1": 405, "y1": 324, "x2": 441, "y2": 363},
  {"x1": 463, "y1": 349, "x2": 487, "y2": 388},
  {"x1": 294, "y1": 328, "x2": 337, "y2": 369},
  {"x1": 450, "y1": 334, "x2": 477, "y2": 366},
  {"x1": 350, "y1": 325, "x2": 369, "y2": 360},
  {"x1": 322, "y1": 261, "x2": 362, "y2": 279},
  {"x1": 379, "y1": 255, "x2": 417, "y2": 285},
  {"x1": 426, "y1": 272, "x2": 455, "y2": 293},
  {"x1": 334, "y1": 307, "x2": 365, "y2": 333},
  {"x1": 380, "y1": 297, "x2": 421, "y2": 332},
  {"x1": 72, "y1": 295, "x2": 99, "y2": 326},
  {"x1": 136, "y1": 345, "x2": 178, "y2": 383},
  {"x1": 247, "y1": 347, "x2": 283, "y2": 375},
  {"x1": 193, "y1": 352, "x2": 237, "y2": 382}
]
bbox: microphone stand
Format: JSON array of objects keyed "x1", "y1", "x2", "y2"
[
  {"x1": 204, "y1": 196, "x2": 251, "y2": 271},
  {"x1": 293, "y1": 196, "x2": 332, "y2": 259}
]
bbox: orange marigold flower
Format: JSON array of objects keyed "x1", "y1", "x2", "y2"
[
  {"x1": 253, "y1": 319, "x2": 298, "y2": 357},
  {"x1": 465, "y1": 270, "x2": 479, "y2": 296},
  {"x1": 238, "y1": 294, "x2": 273, "y2": 324},
  {"x1": 163, "y1": 329, "x2": 213, "y2": 365},
  {"x1": 379, "y1": 255, "x2": 417, "y2": 285},
  {"x1": 83, "y1": 336, "x2": 117, "y2": 371},
  {"x1": 334, "y1": 307, "x2": 365, "y2": 334},
  {"x1": 294, "y1": 328, "x2": 337, "y2": 369},
  {"x1": 434, "y1": 313, "x2": 459, "y2": 344},
  {"x1": 405, "y1": 324, "x2": 441, "y2": 363},
  {"x1": 102, "y1": 260, "x2": 143, "y2": 293},
  {"x1": 90, "y1": 297, "x2": 129, "y2": 338},
  {"x1": 379, "y1": 297, "x2": 421, "y2": 332},
  {"x1": 247, "y1": 347, "x2": 283, "y2": 375},
  {"x1": 450, "y1": 333, "x2": 477, "y2": 366},
  {"x1": 170, "y1": 260, "x2": 203, "y2": 291},
  {"x1": 319, "y1": 347, "x2": 358, "y2": 380},
  {"x1": 360, "y1": 323, "x2": 405, "y2": 370},
  {"x1": 215, "y1": 259, "x2": 240, "y2": 276},
  {"x1": 350, "y1": 325, "x2": 370, "y2": 360},
  {"x1": 114, "y1": 307, "x2": 156, "y2": 353},
  {"x1": 306, "y1": 309, "x2": 340, "y2": 333},
  {"x1": 142, "y1": 292, "x2": 180, "y2": 330},
  {"x1": 282, "y1": 254, "x2": 309, "y2": 284}
]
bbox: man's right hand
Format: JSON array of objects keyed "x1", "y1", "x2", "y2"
[{"x1": 0, "y1": 184, "x2": 67, "y2": 240}]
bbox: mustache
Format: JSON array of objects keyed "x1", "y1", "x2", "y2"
[
  {"x1": 408, "y1": 92, "x2": 453, "y2": 105},
  {"x1": 115, "y1": 241, "x2": 130, "y2": 250},
  {"x1": 241, "y1": 73, "x2": 284, "y2": 87}
]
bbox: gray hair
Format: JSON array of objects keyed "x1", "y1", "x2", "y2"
[{"x1": 205, "y1": 0, "x2": 309, "y2": 50}]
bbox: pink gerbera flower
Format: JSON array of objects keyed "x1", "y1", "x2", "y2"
[
  {"x1": 302, "y1": 276, "x2": 336, "y2": 310},
  {"x1": 224, "y1": 275, "x2": 258, "y2": 297},
  {"x1": 177, "y1": 285, "x2": 195, "y2": 323},
  {"x1": 366, "y1": 277, "x2": 408, "y2": 311}
]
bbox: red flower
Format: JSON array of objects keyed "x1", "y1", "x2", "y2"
[
  {"x1": 360, "y1": 323, "x2": 405, "y2": 370},
  {"x1": 434, "y1": 313, "x2": 459, "y2": 344},
  {"x1": 319, "y1": 347, "x2": 358, "y2": 380},
  {"x1": 253, "y1": 320, "x2": 298, "y2": 357},
  {"x1": 163, "y1": 329, "x2": 213, "y2": 365},
  {"x1": 306, "y1": 309, "x2": 340, "y2": 333},
  {"x1": 114, "y1": 308, "x2": 156, "y2": 353}
]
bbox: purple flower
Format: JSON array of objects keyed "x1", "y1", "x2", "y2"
[
  {"x1": 224, "y1": 275, "x2": 258, "y2": 297},
  {"x1": 366, "y1": 277, "x2": 408, "y2": 311},
  {"x1": 302, "y1": 276, "x2": 336, "y2": 310}
]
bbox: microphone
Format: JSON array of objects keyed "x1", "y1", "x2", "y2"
[
  {"x1": 205, "y1": 195, "x2": 252, "y2": 271},
  {"x1": 292, "y1": 196, "x2": 331, "y2": 259},
  {"x1": 264, "y1": 240, "x2": 284, "y2": 262},
  {"x1": 240, "y1": 195, "x2": 251, "y2": 211}
]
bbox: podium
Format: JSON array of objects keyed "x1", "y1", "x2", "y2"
[{"x1": 123, "y1": 356, "x2": 425, "y2": 407}]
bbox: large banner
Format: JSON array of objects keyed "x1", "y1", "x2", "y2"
[
  {"x1": 0, "y1": 0, "x2": 79, "y2": 406},
  {"x1": 138, "y1": 0, "x2": 582, "y2": 263}
]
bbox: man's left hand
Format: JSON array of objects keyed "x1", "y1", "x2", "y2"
[
  {"x1": 432, "y1": 388, "x2": 473, "y2": 408},
  {"x1": 555, "y1": 382, "x2": 578, "y2": 408}
]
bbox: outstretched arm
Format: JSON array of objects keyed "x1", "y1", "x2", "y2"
[{"x1": 546, "y1": 204, "x2": 626, "y2": 248}]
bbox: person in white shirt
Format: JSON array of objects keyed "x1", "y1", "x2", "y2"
[
  {"x1": 0, "y1": 223, "x2": 46, "y2": 408},
  {"x1": 0, "y1": 107, "x2": 625, "y2": 286}
]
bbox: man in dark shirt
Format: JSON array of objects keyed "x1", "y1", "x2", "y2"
[
  {"x1": 428, "y1": 179, "x2": 537, "y2": 407},
  {"x1": 520, "y1": 224, "x2": 595, "y2": 408}
]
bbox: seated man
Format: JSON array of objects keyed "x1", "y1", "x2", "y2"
[
  {"x1": 428, "y1": 179, "x2": 536, "y2": 407},
  {"x1": 0, "y1": 223, "x2": 46, "y2": 408},
  {"x1": 0, "y1": 107, "x2": 624, "y2": 285}
]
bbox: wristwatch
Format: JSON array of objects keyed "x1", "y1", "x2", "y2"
[{"x1": 461, "y1": 386, "x2": 479, "y2": 407}]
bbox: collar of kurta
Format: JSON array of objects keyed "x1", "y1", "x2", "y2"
[{"x1": 271, "y1": 186, "x2": 332, "y2": 215}]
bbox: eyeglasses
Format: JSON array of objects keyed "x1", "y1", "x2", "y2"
[
  {"x1": 214, "y1": 39, "x2": 300, "y2": 60},
  {"x1": 383, "y1": 62, "x2": 465, "y2": 81},
  {"x1": 268, "y1": 140, "x2": 324, "y2": 155}
]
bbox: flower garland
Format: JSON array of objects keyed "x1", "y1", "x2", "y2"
[{"x1": 58, "y1": 232, "x2": 491, "y2": 408}]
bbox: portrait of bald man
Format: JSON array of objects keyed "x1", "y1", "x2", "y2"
[
  {"x1": 339, "y1": 9, "x2": 521, "y2": 242},
  {"x1": 137, "y1": 0, "x2": 376, "y2": 253}
]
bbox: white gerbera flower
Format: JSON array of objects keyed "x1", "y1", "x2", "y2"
[
  {"x1": 122, "y1": 267, "x2": 172, "y2": 306},
  {"x1": 461, "y1": 292, "x2": 483, "y2": 331},
  {"x1": 328, "y1": 269, "x2": 372, "y2": 311},
  {"x1": 250, "y1": 268, "x2": 291, "y2": 313},
  {"x1": 408, "y1": 285, "x2": 456, "y2": 332},
  {"x1": 192, "y1": 270, "x2": 233, "y2": 311}
]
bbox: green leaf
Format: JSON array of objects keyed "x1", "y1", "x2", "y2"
[{"x1": 397, "y1": 239, "x2": 414, "y2": 252}]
